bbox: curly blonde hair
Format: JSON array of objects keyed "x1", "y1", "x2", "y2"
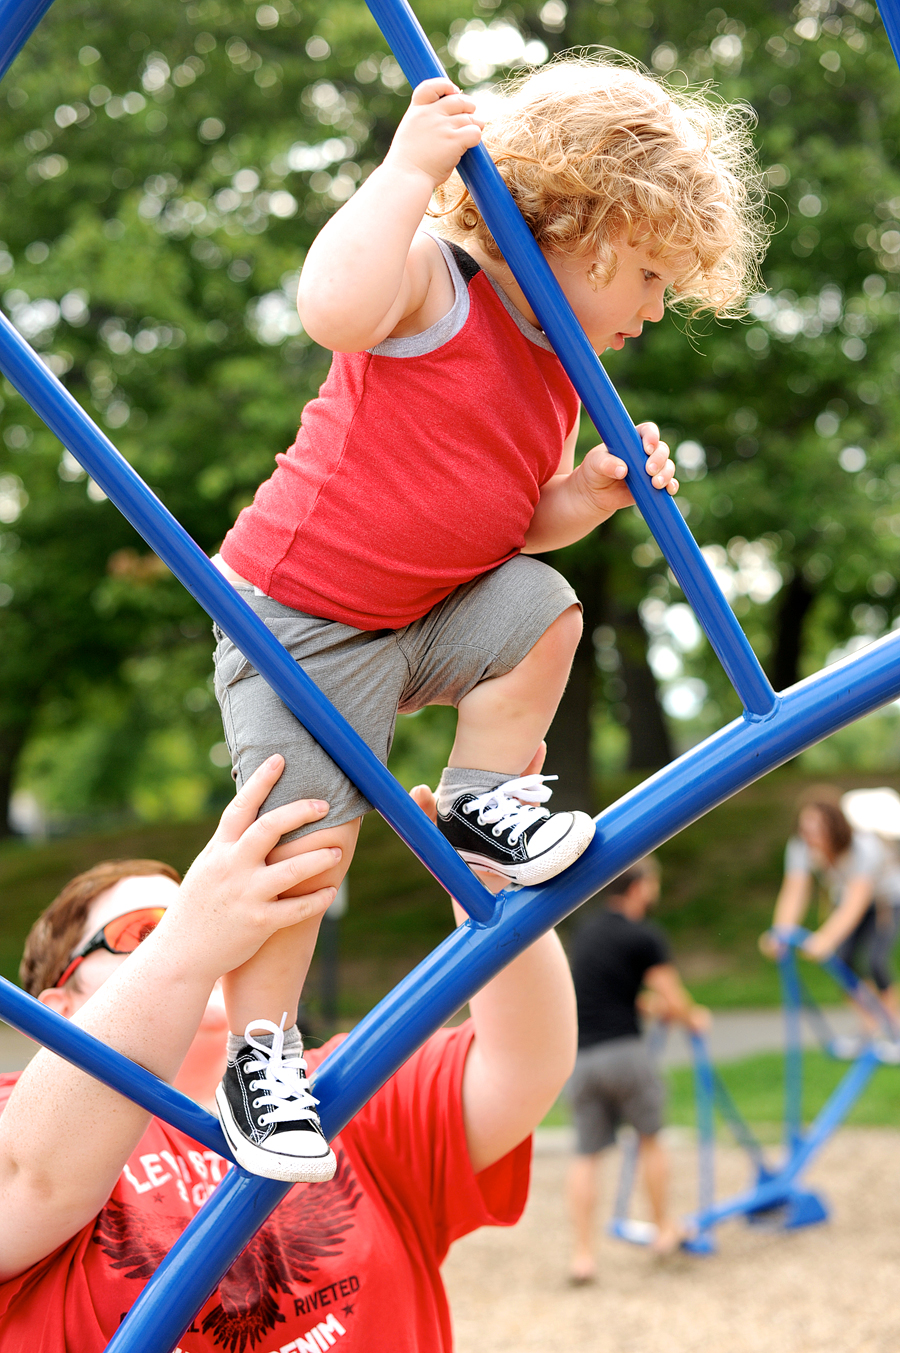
[{"x1": 432, "y1": 53, "x2": 769, "y2": 317}]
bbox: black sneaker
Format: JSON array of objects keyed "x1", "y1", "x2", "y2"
[
  {"x1": 437, "y1": 774, "x2": 595, "y2": 886},
  {"x1": 216, "y1": 1016, "x2": 337, "y2": 1183}
]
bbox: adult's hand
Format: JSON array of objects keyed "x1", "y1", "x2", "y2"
[{"x1": 159, "y1": 754, "x2": 341, "y2": 984}]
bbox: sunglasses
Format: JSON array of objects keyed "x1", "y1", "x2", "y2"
[{"x1": 55, "y1": 907, "x2": 167, "y2": 989}]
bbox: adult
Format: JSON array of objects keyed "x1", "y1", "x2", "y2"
[
  {"x1": 766, "y1": 791, "x2": 900, "y2": 1030},
  {"x1": 565, "y1": 857, "x2": 708, "y2": 1282},
  {"x1": 0, "y1": 755, "x2": 577, "y2": 1351}
]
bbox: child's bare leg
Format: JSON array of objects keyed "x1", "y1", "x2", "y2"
[
  {"x1": 221, "y1": 818, "x2": 360, "y2": 1034},
  {"x1": 450, "y1": 604, "x2": 582, "y2": 773},
  {"x1": 436, "y1": 606, "x2": 592, "y2": 886},
  {"x1": 216, "y1": 816, "x2": 359, "y2": 1183}
]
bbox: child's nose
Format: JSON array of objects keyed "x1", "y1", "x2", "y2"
[{"x1": 640, "y1": 294, "x2": 666, "y2": 323}]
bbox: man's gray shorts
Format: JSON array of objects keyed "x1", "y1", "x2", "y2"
[
  {"x1": 566, "y1": 1036, "x2": 666, "y2": 1154},
  {"x1": 213, "y1": 554, "x2": 578, "y2": 839}
]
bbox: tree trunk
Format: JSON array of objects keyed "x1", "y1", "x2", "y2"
[
  {"x1": 614, "y1": 604, "x2": 674, "y2": 770},
  {"x1": 771, "y1": 572, "x2": 816, "y2": 692},
  {"x1": 0, "y1": 720, "x2": 31, "y2": 839}
]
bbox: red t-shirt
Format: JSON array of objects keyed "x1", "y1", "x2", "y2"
[
  {"x1": 0, "y1": 1023, "x2": 530, "y2": 1352},
  {"x1": 220, "y1": 239, "x2": 579, "y2": 629}
]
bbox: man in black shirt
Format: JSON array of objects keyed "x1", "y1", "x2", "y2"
[{"x1": 566, "y1": 856, "x2": 708, "y2": 1282}]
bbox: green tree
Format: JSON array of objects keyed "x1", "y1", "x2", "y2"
[{"x1": 0, "y1": 0, "x2": 479, "y2": 829}]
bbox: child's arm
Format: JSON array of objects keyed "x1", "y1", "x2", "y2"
[
  {"x1": 297, "y1": 77, "x2": 483, "y2": 352},
  {"x1": 522, "y1": 420, "x2": 678, "y2": 555}
]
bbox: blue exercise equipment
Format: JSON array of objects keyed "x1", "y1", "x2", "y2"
[
  {"x1": 2, "y1": 0, "x2": 900, "y2": 1344},
  {"x1": 686, "y1": 932, "x2": 894, "y2": 1252},
  {"x1": 611, "y1": 931, "x2": 898, "y2": 1254}
]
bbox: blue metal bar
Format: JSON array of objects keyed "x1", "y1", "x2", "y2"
[
  {"x1": 364, "y1": 0, "x2": 777, "y2": 719},
  {"x1": 877, "y1": 0, "x2": 900, "y2": 73},
  {"x1": 0, "y1": 311, "x2": 496, "y2": 927},
  {"x1": 688, "y1": 1049, "x2": 880, "y2": 1233},
  {"x1": 778, "y1": 949, "x2": 805, "y2": 1150},
  {"x1": 0, "y1": 978, "x2": 233, "y2": 1157},
  {"x1": 778, "y1": 927, "x2": 899, "y2": 1037},
  {"x1": 690, "y1": 1033, "x2": 717, "y2": 1217},
  {"x1": 0, "y1": 0, "x2": 55, "y2": 83},
  {"x1": 111, "y1": 627, "x2": 900, "y2": 1351}
]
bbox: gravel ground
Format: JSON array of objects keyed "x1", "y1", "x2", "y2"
[{"x1": 443, "y1": 1128, "x2": 900, "y2": 1353}]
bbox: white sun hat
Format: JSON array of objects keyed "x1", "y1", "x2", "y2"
[{"x1": 840, "y1": 787, "x2": 900, "y2": 840}]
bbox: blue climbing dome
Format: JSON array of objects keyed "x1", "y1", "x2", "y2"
[{"x1": 2, "y1": 0, "x2": 900, "y2": 1346}]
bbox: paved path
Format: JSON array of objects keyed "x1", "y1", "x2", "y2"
[
  {"x1": 659, "y1": 1005, "x2": 859, "y2": 1067},
  {"x1": 0, "y1": 1004, "x2": 863, "y2": 1073}
]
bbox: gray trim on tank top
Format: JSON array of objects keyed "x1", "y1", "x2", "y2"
[{"x1": 367, "y1": 231, "x2": 553, "y2": 358}]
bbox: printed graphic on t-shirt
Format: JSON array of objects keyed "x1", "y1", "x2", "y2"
[{"x1": 95, "y1": 1149, "x2": 363, "y2": 1351}]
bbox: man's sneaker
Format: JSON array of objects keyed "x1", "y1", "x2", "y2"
[
  {"x1": 437, "y1": 773, "x2": 595, "y2": 886},
  {"x1": 216, "y1": 1015, "x2": 336, "y2": 1183}
]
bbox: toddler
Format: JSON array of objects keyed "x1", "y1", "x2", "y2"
[{"x1": 210, "y1": 55, "x2": 768, "y2": 1181}]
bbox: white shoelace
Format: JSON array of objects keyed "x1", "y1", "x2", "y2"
[
  {"x1": 462, "y1": 773, "x2": 557, "y2": 846},
  {"x1": 242, "y1": 1013, "x2": 320, "y2": 1126}
]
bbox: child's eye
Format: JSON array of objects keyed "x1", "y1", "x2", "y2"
[{"x1": 643, "y1": 270, "x2": 660, "y2": 282}]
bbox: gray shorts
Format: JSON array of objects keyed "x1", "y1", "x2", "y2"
[
  {"x1": 566, "y1": 1037, "x2": 666, "y2": 1155},
  {"x1": 213, "y1": 554, "x2": 578, "y2": 839}
]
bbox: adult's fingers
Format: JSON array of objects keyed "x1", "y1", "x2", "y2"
[
  {"x1": 265, "y1": 847, "x2": 343, "y2": 898},
  {"x1": 214, "y1": 755, "x2": 287, "y2": 843},
  {"x1": 265, "y1": 885, "x2": 340, "y2": 930},
  {"x1": 235, "y1": 795, "x2": 332, "y2": 858},
  {"x1": 410, "y1": 784, "x2": 437, "y2": 824}
]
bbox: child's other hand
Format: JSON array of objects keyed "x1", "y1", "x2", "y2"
[
  {"x1": 386, "y1": 77, "x2": 484, "y2": 189},
  {"x1": 577, "y1": 423, "x2": 678, "y2": 515},
  {"x1": 637, "y1": 422, "x2": 678, "y2": 495}
]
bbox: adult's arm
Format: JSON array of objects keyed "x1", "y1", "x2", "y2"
[
  {"x1": 772, "y1": 869, "x2": 813, "y2": 932},
  {"x1": 803, "y1": 875, "x2": 874, "y2": 960},
  {"x1": 643, "y1": 964, "x2": 709, "y2": 1033},
  {"x1": 410, "y1": 758, "x2": 578, "y2": 1174},
  {"x1": 0, "y1": 759, "x2": 339, "y2": 1281}
]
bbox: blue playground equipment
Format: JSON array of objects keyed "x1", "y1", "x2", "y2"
[
  {"x1": 609, "y1": 930, "x2": 898, "y2": 1253},
  {"x1": 2, "y1": 0, "x2": 900, "y2": 1344}
]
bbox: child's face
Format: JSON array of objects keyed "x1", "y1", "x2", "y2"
[{"x1": 543, "y1": 237, "x2": 678, "y2": 354}]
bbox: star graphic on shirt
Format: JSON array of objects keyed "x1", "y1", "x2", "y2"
[
  {"x1": 152, "y1": 1193, "x2": 165, "y2": 1204},
  {"x1": 93, "y1": 1148, "x2": 363, "y2": 1353},
  {"x1": 342, "y1": 1303, "x2": 355, "y2": 1317}
]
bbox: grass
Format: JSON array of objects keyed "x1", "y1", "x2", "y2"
[{"x1": 542, "y1": 1049, "x2": 900, "y2": 1132}]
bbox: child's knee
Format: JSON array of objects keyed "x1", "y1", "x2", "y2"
[{"x1": 542, "y1": 603, "x2": 583, "y2": 660}]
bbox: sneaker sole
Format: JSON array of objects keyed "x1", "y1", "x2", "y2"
[
  {"x1": 458, "y1": 812, "x2": 596, "y2": 887},
  {"x1": 216, "y1": 1086, "x2": 338, "y2": 1183}
]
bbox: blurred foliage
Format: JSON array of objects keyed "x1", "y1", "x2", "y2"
[{"x1": 0, "y1": 0, "x2": 899, "y2": 831}]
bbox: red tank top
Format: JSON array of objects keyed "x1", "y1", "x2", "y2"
[{"x1": 221, "y1": 237, "x2": 579, "y2": 630}]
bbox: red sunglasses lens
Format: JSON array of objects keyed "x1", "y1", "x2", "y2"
[{"x1": 102, "y1": 908, "x2": 167, "y2": 953}]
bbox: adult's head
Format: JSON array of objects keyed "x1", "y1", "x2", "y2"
[
  {"x1": 797, "y1": 795, "x2": 852, "y2": 864},
  {"x1": 22, "y1": 860, "x2": 181, "y2": 1015},
  {"x1": 600, "y1": 856, "x2": 660, "y2": 918}
]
